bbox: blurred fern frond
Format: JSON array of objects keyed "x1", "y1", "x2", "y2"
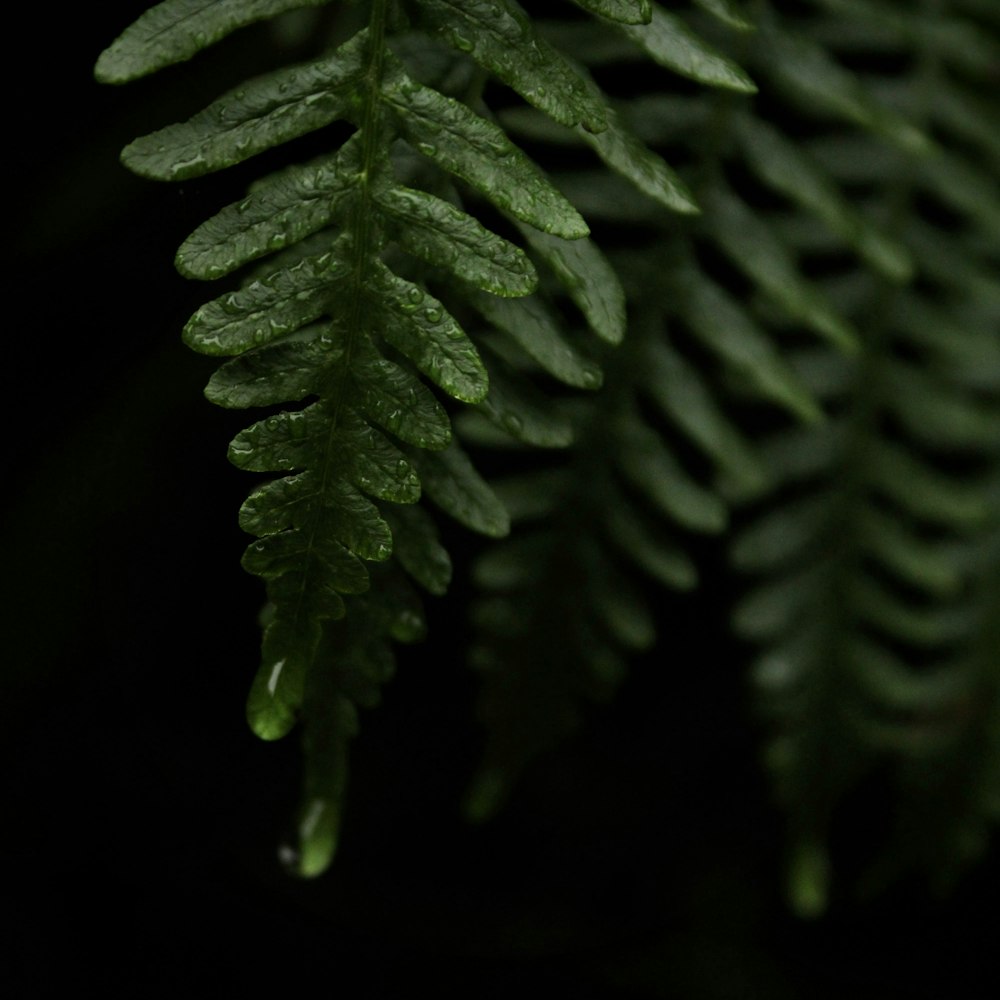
[{"x1": 98, "y1": 0, "x2": 1000, "y2": 907}]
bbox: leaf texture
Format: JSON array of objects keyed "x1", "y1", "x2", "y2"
[
  {"x1": 95, "y1": 0, "x2": 332, "y2": 83},
  {"x1": 98, "y1": 0, "x2": 1000, "y2": 906}
]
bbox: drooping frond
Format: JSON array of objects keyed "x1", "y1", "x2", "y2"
[
  {"x1": 97, "y1": 0, "x2": 722, "y2": 874},
  {"x1": 97, "y1": 0, "x2": 1000, "y2": 905},
  {"x1": 726, "y1": 0, "x2": 1000, "y2": 913}
]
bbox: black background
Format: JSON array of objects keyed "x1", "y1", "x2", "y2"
[{"x1": 4, "y1": 3, "x2": 999, "y2": 994}]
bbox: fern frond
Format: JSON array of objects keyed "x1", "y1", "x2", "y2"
[
  {"x1": 726, "y1": 0, "x2": 1000, "y2": 912},
  {"x1": 98, "y1": 0, "x2": 647, "y2": 870},
  {"x1": 99, "y1": 0, "x2": 738, "y2": 877},
  {"x1": 98, "y1": 0, "x2": 1000, "y2": 908},
  {"x1": 463, "y1": 244, "x2": 775, "y2": 815}
]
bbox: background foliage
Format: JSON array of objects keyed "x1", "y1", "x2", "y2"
[{"x1": 5, "y1": 0, "x2": 1000, "y2": 993}]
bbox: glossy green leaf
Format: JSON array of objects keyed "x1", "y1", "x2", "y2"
[
  {"x1": 618, "y1": 4, "x2": 757, "y2": 92},
  {"x1": 230, "y1": 404, "x2": 421, "y2": 503},
  {"x1": 123, "y1": 32, "x2": 367, "y2": 180},
  {"x1": 96, "y1": 0, "x2": 332, "y2": 83},
  {"x1": 409, "y1": 442, "x2": 511, "y2": 537},
  {"x1": 183, "y1": 249, "x2": 349, "y2": 355},
  {"x1": 417, "y1": 0, "x2": 607, "y2": 132},
  {"x1": 382, "y1": 67, "x2": 589, "y2": 238},
  {"x1": 203, "y1": 329, "x2": 329, "y2": 408},
  {"x1": 178, "y1": 137, "x2": 361, "y2": 279},
  {"x1": 242, "y1": 529, "x2": 369, "y2": 595},
  {"x1": 352, "y1": 353, "x2": 452, "y2": 450},
  {"x1": 239, "y1": 471, "x2": 393, "y2": 562},
  {"x1": 378, "y1": 185, "x2": 537, "y2": 296},
  {"x1": 517, "y1": 225, "x2": 627, "y2": 344},
  {"x1": 579, "y1": 103, "x2": 699, "y2": 214},
  {"x1": 247, "y1": 613, "x2": 321, "y2": 740},
  {"x1": 295, "y1": 693, "x2": 356, "y2": 875},
  {"x1": 372, "y1": 263, "x2": 489, "y2": 403}
]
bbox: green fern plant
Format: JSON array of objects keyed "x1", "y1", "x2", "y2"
[{"x1": 97, "y1": 0, "x2": 1000, "y2": 912}]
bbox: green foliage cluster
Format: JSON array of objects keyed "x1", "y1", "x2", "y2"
[{"x1": 97, "y1": 0, "x2": 1000, "y2": 912}]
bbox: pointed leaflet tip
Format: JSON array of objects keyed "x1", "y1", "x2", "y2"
[
  {"x1": 382, "y1": 67, "x2": 590, "y2": 239},
  {"x1": 619, "y1": 5, "x2": 757, "y2": 94},
  {"x1": 416, "y1": 0, "x2": 608, "y2": 133}
]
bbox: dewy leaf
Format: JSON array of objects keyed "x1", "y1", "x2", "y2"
[
  {"x1": 618, "y1": 4, "x2": 757, "y2": 92},
  {"x1": 247, "y1": 613, "x2": 322, "y2": 740},
  {"x1": 245, "y1": 531, "x2": 375, "y2": 742},
  {"x1": 371, "y1": 262, "x2": 489, "y2": 403},
  {"x1": 122, "y1": 32, "x2": 367, "y2": 180},
  {"x1": 95, "y1": 0, "x2": 333, "y2": 83},
  {"x1": 416, "y1": 0, "x2": 608, "y2": 132},
  {"x1": 409, "y1": 441, "x2": 511, "y2": 537},
  {"x1": 377, "y1": 185, "x2": 537, "y2": 296},
  {"x1": 578, "y1": 103, "x2": 699, "y2": 215},
  {"x1": 571, "y1": 0, "x2": 652, "y2": 25},
  {"x1": 517, "y1": 224, "x2": 626, "y2": 344},
  {"x1": 238, "y1": 472, "x2": 393, "y2": 562},
  {"x1": 204, "y1": 329, "x2": 330, "y2": 409},
  {"x1": 231, "y1": 404, "x2": 421, "y2": 503},
  {"x1": 243, "y1": 529, "x2": 368, "y2": 595},
  {"x1": 183, "y1": 249, "x2": 350, "y2": 355},
  {"x1": 177, "y1": 136, "x2": 362, "y2": 279},
  {"x1": 353, "y1": 354, "x2": 452, "y2": 450},
  {"x1": 382, "y1": 66, "x2": 589, "y2": 238}
]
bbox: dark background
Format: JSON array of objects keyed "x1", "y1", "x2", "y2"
[{"x1": 4, "y1": 3, "x2": 999, "y2": 994}]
